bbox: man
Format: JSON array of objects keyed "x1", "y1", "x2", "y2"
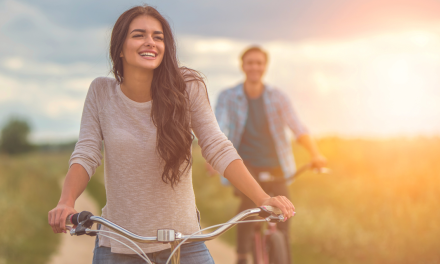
[{"x1": 212, "y1": 46, "x2": 327, "y2": 264}]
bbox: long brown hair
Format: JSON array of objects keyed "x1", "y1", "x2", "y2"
[{"x1": 110, "y1": 5, "x2": 206, "y2": 188}]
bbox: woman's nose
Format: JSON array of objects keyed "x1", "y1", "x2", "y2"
[{"x1": 143, "y1": 36, "x2": 156, "y2": 48}]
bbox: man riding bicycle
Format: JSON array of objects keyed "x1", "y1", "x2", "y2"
[{"x1": 210, "y1": 46, "x2": 327, "y2": 264}]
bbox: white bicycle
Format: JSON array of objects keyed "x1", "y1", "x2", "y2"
[{"x1": 66, "y1": 206, "x2": 284, "y2": 264}]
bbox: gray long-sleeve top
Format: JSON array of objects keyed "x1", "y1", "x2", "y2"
[{"x1": 70, "y1": 76, "x2": 240, "y2": 254}]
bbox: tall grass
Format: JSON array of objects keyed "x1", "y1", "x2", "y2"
[
  {"x1": 192, "y1": 137, "x2": 440, "y2": 264},
  {"x1": 289, "y1": 137, "x2": 440, "y2": 264},
  {"x1": 0, "y1": 152, "x2": 71, "y2": 264},
  {"x1": 6, "y1": 137, "x2": 436, "y2": 263}
]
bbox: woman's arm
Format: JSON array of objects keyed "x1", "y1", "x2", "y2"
[
  {"x1": 48, "y1": 78, "x2": 105, "y2": 233},
  {"x1": 224, "y1": 160, "x2": 295, "y2": 219},
  {"x1": 48, "y1": 164, "x2": 89, "y2": 233},
  {"x1": 188, "y1": 81, "x2": 295, "y2": 219}
]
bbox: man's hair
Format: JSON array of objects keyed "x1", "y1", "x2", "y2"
[{"x1": 241, "y1": 46, "x2": 269, "y2": 62}]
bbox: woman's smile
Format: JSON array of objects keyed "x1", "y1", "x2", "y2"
[{"x1": 138, "y1": 50, "x2": 158, "y2": 60}]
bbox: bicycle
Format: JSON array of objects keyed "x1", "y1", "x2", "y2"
[
  {"x1": 250, "y1": 163, "x2": 330, "y2": 264},
  {"x1": 66, "y1": 205, "x2": 285, "y2": 264}
]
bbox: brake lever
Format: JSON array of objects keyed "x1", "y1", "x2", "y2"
[{"x1": 259, "y1": 206, "x2": 284, "y2": 222}]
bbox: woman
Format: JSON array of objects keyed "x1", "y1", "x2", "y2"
[{"x1": 48, "y1": 5, "x2": 295, "y2": 264}]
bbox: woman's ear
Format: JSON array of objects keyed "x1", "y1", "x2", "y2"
[{"x1": 120, "y1": 51, "x2": 124, "y2": 58}]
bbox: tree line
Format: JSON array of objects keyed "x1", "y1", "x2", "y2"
[{"x1": 0, "y1": 117, "x2": 76, "y2": 155}]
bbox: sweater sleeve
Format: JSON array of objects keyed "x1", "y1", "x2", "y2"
[
  {"x1": 69, "y1": 78, "x2": 104, "y2": 178},
  {"x1": 188, "y1": 81, "x2": 241, "y2": 176}
]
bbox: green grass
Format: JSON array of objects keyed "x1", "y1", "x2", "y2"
[
  {"x1": 0, "y1": 149, "x2": 107, "y2": 264},
  {"x1": 2, "y1": 137, "x2": 439, "y2": 264},
  {"x1": 85, "y1": 164, "x2": 106, "y2": 210},
  {"x1": 0, "y1": 152, "x2": 71, "y2": 264}
]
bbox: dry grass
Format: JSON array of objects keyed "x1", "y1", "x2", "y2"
[
  {"x1": 2, "y1": 137, "x2": 438, "y2": 264},
  {"x1": 192, "y1": 137, "x2": 440, "y2": 264},
  {"x1": 288, "y1": 137, "x2": 440, "y2": 264}
]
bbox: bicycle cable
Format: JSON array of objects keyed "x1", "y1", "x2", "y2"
[
  {"x1": 94, "y1": 232, "x2": 152, "y2": 264},
  {"x1": 94, "y1": 229, "x2": 150, "y2": 261},
  {"x1": 165, "y1": 218, "x2": 268, "y2": 264}
]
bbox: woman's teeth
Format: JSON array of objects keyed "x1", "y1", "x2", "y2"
[{"x1": 140, "y1": 52, "x2": 156, "y2": 57}]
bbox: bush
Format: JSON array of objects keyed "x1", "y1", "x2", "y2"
[{"x1": 0, "y1": 117, "x2": 33, "y2": 155}]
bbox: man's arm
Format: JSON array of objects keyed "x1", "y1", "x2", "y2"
[
  {"x1": 276, "y1": 90, "x2": 326, "y2": 168},
  {"x1": 297, "y1": 134, "x2": 327, "y2": 168}
]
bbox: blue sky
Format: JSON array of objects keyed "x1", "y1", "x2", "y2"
[{"x1": 1, "y1": 0, "x2": 440, "y2": 141}]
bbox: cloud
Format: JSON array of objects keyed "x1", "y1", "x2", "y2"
[
  {"x1": 0, "y1": 0, "x2": 110, "y2": 64},
  {"x1": 10, "y1": 0, "x2": 440, "y2": 42},
  {"x1": 1, "y1": 0, "x2": 440, "y2": 141},
  {"x1": 179, "y1": 30, "x2": 440, "y2": 137}
]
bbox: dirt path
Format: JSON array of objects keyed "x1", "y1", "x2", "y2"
[
  {"x1": 48, "y1": 188, "x2": 235, "y2": 263},
  {"x1": 48, "y1": 187, "x2": 100, "y2": 264}
]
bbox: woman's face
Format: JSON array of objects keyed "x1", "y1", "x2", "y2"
[{"x1": 121, "y1": 15, "x2": 165, "y2": 72}]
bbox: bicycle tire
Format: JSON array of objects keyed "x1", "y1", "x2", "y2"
[
  {"x1": 267, "y1": 231, "x2": 289, "y2": 264},
  {"x1": 252, "y1": 231, "x2": 264, "y2": 264}
]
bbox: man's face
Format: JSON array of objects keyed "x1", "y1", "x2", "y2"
[{"x1": 242, "y1": 51, "x2": 267, "y2": 83}]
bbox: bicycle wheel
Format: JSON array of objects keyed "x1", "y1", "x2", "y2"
[{"x1": 267, "y1": 231, "x2": 289, "y2": 264}]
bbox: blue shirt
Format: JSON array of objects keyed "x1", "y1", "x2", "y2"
[
  {"x1": 215, "y1": 83, "x2": 309, "y2": 182},
  {"x1": 238, "y1": 92, "x2": 280, "y2": 167}
]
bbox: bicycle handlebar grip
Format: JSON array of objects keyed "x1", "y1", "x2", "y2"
[
  {"x1": 66, "y1": 213, "x2": 79, "y2": 225},
  {"x1": 66, "y1": 211, "x2": 94, "y2": 226}
]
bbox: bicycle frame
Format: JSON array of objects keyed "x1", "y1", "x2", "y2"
[
  {"x1": 252, "y1": 163, "x2": 330, "y2": 264},
  {"x1": 67, "y1": 206, "x2": 283, "y2": 264}
]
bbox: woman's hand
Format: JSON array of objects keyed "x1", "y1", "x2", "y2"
[
  {"x1": 48, "y1": 203, "x2": 77, "y2": 234},
  {"x1": 260, "y1": 196, "x2": 295, "y2": 221}
]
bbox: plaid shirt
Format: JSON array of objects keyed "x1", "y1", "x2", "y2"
[{"x1": 215, "y1": 83, "x2": 309, "y2": 181}]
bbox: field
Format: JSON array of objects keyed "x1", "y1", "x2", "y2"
[
  {"x1": 0, "y1": 153, "x2": 69, "y2": 264},
  {"x1": 1, "y1": 137, "x2": 439, "y2": 263},
  {"x1": 192, "y1": 137, "x2": 440, "y2": 264}
]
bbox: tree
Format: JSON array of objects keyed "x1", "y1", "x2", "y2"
[{"x1": 0, "y1": 117, "x2": 33, "y2": 155}]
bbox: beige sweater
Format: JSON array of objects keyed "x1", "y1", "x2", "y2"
[{"x1": 70, "y1": 76, "x2": 240, "y2": 254}]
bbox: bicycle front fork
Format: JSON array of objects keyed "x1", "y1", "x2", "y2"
[{"x1": 170, "y1": 241, "x2": 181, "y2": 264}]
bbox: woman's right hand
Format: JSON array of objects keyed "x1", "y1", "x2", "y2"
[{"x1": 48, "y1": 203, "x2": 77, "y2": 234}]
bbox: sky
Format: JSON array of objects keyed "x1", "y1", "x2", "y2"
[{"x1": 1, "y1": 0, "x2": 440, "y2": 142}]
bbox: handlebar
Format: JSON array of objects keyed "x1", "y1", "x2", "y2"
[
  {"x1": 257, "y1": 163, "x2": 330, "y2": 183},
  {"x1": 66, "y1": 206, "x2": 284, "y2": 243}
]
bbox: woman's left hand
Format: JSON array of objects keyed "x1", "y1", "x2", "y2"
[{"x1": 260, "y1": 196, "x2": 295, "y2": 221}]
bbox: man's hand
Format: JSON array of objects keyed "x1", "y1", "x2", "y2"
[{"x1": 311, "y1": 154, "x2": 327, "y2": 169}]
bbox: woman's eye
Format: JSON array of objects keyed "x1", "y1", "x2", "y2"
[
  {"x1": 155, "y1": 37, "x2": 164, "y2": 41},
  {"x1": 133, "y1": 34, "x2": 143, "y2": 38}
]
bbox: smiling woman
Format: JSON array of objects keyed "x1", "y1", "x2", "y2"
[{"x1": 47, "y1": 5, "x2": 296, "y2": 264}]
